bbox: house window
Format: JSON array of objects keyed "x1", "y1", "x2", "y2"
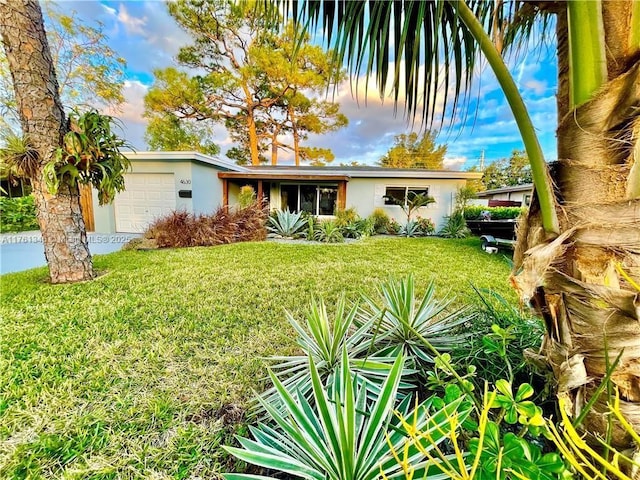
[
  {"x1": 384, "y1": 186, "x2": 429, "y2": 206},
  {"x1": 280, "y1": 183, "x2": 338, "y2": 215},
  {"x1": 523, "y1": 194, "x2": 532, "y2": 206}
]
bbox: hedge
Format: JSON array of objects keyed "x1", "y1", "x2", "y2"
[
  {"x1": 463, "y1": 205, "x2": 526, "y2": 220},
  {"x1": 0, "y1": 195, "x2": 39, "y2": 232}
]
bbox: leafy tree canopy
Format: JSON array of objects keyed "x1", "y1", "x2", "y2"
[
  {"x1": 481, "y1": 150, "x2": 532, "y2": 190},
  {"x1": 144, "y1": 0, "x2": 347, "y2": 166},
  {"x1": 379, "y1": 131, "x2": 447, "y2": 169},
  {"x1": 0, "y1": 2, "x2": 126, "y2": 134}
]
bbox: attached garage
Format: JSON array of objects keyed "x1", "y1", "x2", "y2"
[
  {"x1": 91, "y1": 152, "x2": 239, "y2": 234},
  {"x1": 114, "y1": 173, "x2": 176, "y2": 233}
]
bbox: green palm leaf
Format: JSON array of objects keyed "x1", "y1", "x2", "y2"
[{"x1": 225, "y1": 349, "x2": 470, "y2": 480}]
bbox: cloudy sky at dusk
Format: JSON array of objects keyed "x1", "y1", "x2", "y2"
[{"x1": 51, "y1": 1, "x2": 559, "y2": 170}]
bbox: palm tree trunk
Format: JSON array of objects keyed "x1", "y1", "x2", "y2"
[
  {"x1": 513, "y1": 59, "x2": 640, "y2": 453},
  {"x1": 0, "y1": 0, "x2": 94, "y2": 283}
]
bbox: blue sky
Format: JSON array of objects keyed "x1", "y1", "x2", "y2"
[{"x1": 54, "y1": 1, "x2": 559, "y2": 170}]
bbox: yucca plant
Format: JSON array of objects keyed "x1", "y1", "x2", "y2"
[
  {"x1": 357, "y1": 275, "x2": 472, "y2": 371},
  {"x1": 314, "y1": 220, "x2": 344, "y2": 243},
  {"x1": 225, "y1": 351, "x2": 471, "y2": 480},
  {"x1": 256, "y1": 296, "x2": 399, "y2": 417},
  {"x1": 267, "y1": 209, "x2": 308, "y2": 238}
]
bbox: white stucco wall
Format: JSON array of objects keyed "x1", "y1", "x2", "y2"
[
  {"x1": 345, "y1": 178, "x2": 469, "y2": 229},
  {"x1": 191, "y1": 163, "x2": 224, "y2": 215}
]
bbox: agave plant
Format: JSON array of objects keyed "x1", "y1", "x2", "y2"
[
  {"x1": 224, "y1": 351, "x2": 470, "y2": 480},
  {"x1": 357, "y1": 275, "x2": 473, "y2": 370},
  {"x1": 267, "y1": 209, "x2": 308, "y2": 238},
  {"x1": 399, "y1": 220, "x2": 422, "y2": 237}
]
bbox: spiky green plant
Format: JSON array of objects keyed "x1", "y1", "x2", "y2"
[
  {"x1": 439, "y1": 212, "x2": 471, "y2": 239},
  {"x1": 357, "y1": 275, "x2": 472, "y2": 369},
  {"x1": 225, "y1": 351, "x2": 471, "y2": 480},
  {"x1": 314, "y1": 220, "x2": 344, "y2": 243},
  {"x1": 256, "y1": 296, "x2": 398, "y2": 417},
  {"x1": 399, "y1": 220, "x2": 422, "y2": 238},
  {"x1": 267, "y1": 209, "x2": 308, "y2": 238},
  {"x1": 0, "y1": 132, "x2": 40, "y2": 179}
]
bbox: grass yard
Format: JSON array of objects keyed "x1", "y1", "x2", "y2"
[{"x1": 1, "y1": 236, "x2": 515, "y2": 479}]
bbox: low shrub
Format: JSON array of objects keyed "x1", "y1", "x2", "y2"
[
  {"x1": 145, "y1": 201, "x2": 268, "y2": 248},
  {"x1": 334, "y1": 207, "x2": 359, "y2": 227},
  {"x1": 451, "y1": 288, "x2": 545, "y2": 391},
  {"x1": 341, "y1": 217, "x2": 374, "y2": 239},
  {"x1": 237, "y1": 185, "x2": 256, "y2": 209},
  {"x1": 387, "y1": 218, "x2": 402, "y2": 234},
  {"x1": 368, "y1": 208, "x2": 390, "y2": 233},
  {"x1": 439, "y1": 211, "x2": 471, "y2": 238},
  {"x1": 0, "y1": 195, "x2": 39, "y2": 232},
  {"x1": 314, "y1": 220, "x2": 344, "y2": 243},
  {"x1": 464, "y1": 205, "x2": 526, "y2": 220},
  {"x1": 415, "y1": 216, "x2": 435, "y2": 235},
  {"x1": 399, "y1": 217, "x2": 435, "y2": 237}
]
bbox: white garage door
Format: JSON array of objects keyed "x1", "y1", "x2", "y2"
[{"x1": 115, "y1": 173, "x2": 176, "y2": 233}]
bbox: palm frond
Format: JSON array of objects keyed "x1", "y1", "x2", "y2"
[{"x1": 282, "y1": 1, "x2": 550, "y2": 129}]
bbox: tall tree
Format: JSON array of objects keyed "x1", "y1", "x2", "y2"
[
  {"x1": 0, "y1": 2, "x2": 126, "y2": 133},
  {"x1": 288, "y1": 0, "x2": 640, "y2": 452},
  {"x1": 144, "y1": 0, "x2": 346, "y2": 166},
  {"x1": 482, "y1": 149, "x2": 532, "y2": 190},
  {"x1": 378, "y1": 131, "x2": 447, "y2": 169},
  {"x1": 0, "y1": 0, "x2": 93, "y2": 283},
  {"x1": 1, "y1": 1, "x2": 130, "y2": 284}
]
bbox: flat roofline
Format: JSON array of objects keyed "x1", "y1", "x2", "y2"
[
  {"x1": 218, "y1": 172, "x2": 350, "y2": 181},
  {"x1": 124, "y1": 151, "x2": 247, "y2": 172},
  {"x1": 476, "y1": 183, "x2": 533, "y2": 196},
  {"x1": 226, "y1": 167, "x2": 481, "y2": 180}
]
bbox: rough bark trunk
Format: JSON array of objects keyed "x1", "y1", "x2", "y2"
[
  {"x1": 271, "y1": 134, "x2": 278, "y2": 165},
  {"x1": 0, "y1": 0, "x2": 94, "y2": 283},
  {"x1": 289, "y1": 105, "x2": 301, "y2": 167},
  {"x1": 513, "y1": 57, "x2": 640, "y2": 459},
  {"x1": 246, "y1": 106, "x2": 260, "y2": 166}
]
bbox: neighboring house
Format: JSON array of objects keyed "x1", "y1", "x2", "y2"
[
  {"x1": 475, "y1": 184, "x2": 533, "y2": 207},
  {"x1": 90, "y1": 151, "x2": 482, "y2": 233}
]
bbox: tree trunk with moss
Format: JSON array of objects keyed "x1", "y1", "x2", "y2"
[
  {"x1": 513, "y1": 0, "x2": 640, "y2": 457},
  {"x1": 0, "y1": 0, "x2": 94, "y2": 283}
]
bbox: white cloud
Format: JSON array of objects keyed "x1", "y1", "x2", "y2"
[
  {"x1": 443, "y1": 156, "x2": 467, "y2": 171},
  {"x1": 117, "y1": 4, "x2": 147, "y2": 36}
]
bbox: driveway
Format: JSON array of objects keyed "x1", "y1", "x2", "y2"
[{"x1": 0, "y1": 231, "x2": 139, "y2": 275}]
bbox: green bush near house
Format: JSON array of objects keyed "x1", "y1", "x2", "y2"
[
  {"x1": 0, "y1": 195, "x2": 39, "y2": 232},
  {"x1": 463, "y1": 205, "x2": 526, "y2": 220},
  {"x1": 368, "y1": 208, "x2": 390, "y2": 233}
]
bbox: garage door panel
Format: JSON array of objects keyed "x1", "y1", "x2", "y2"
[{"x1": 115, "y1": 173, "x2": 176, "y2": 233}]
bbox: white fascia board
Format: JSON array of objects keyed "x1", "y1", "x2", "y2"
[
  {"x1": 246, "y1": 168, "x2": 482, "y2": 180},
  {"x1": 124, "y1": 151, "x2": 248, "y2": 172}
]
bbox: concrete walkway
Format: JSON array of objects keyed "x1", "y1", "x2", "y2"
[{"x1": 0, "y1": 231, "x2": 139, "y2": 275}]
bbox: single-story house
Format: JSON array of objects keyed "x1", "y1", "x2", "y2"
[
  {"x1": 88, "y1": 151, "x2": 482, "y2": 234},
  {"x1": 474, "y1": 184, "x2": 533, "y2": 207}
]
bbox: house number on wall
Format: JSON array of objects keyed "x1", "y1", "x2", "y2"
[{"x1": 180, "y1": 179, "x2": 191, "y2": 185}]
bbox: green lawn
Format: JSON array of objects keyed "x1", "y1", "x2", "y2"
[{"x1": 0, "y1": 236, "x2": 514, "y2": 479}]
